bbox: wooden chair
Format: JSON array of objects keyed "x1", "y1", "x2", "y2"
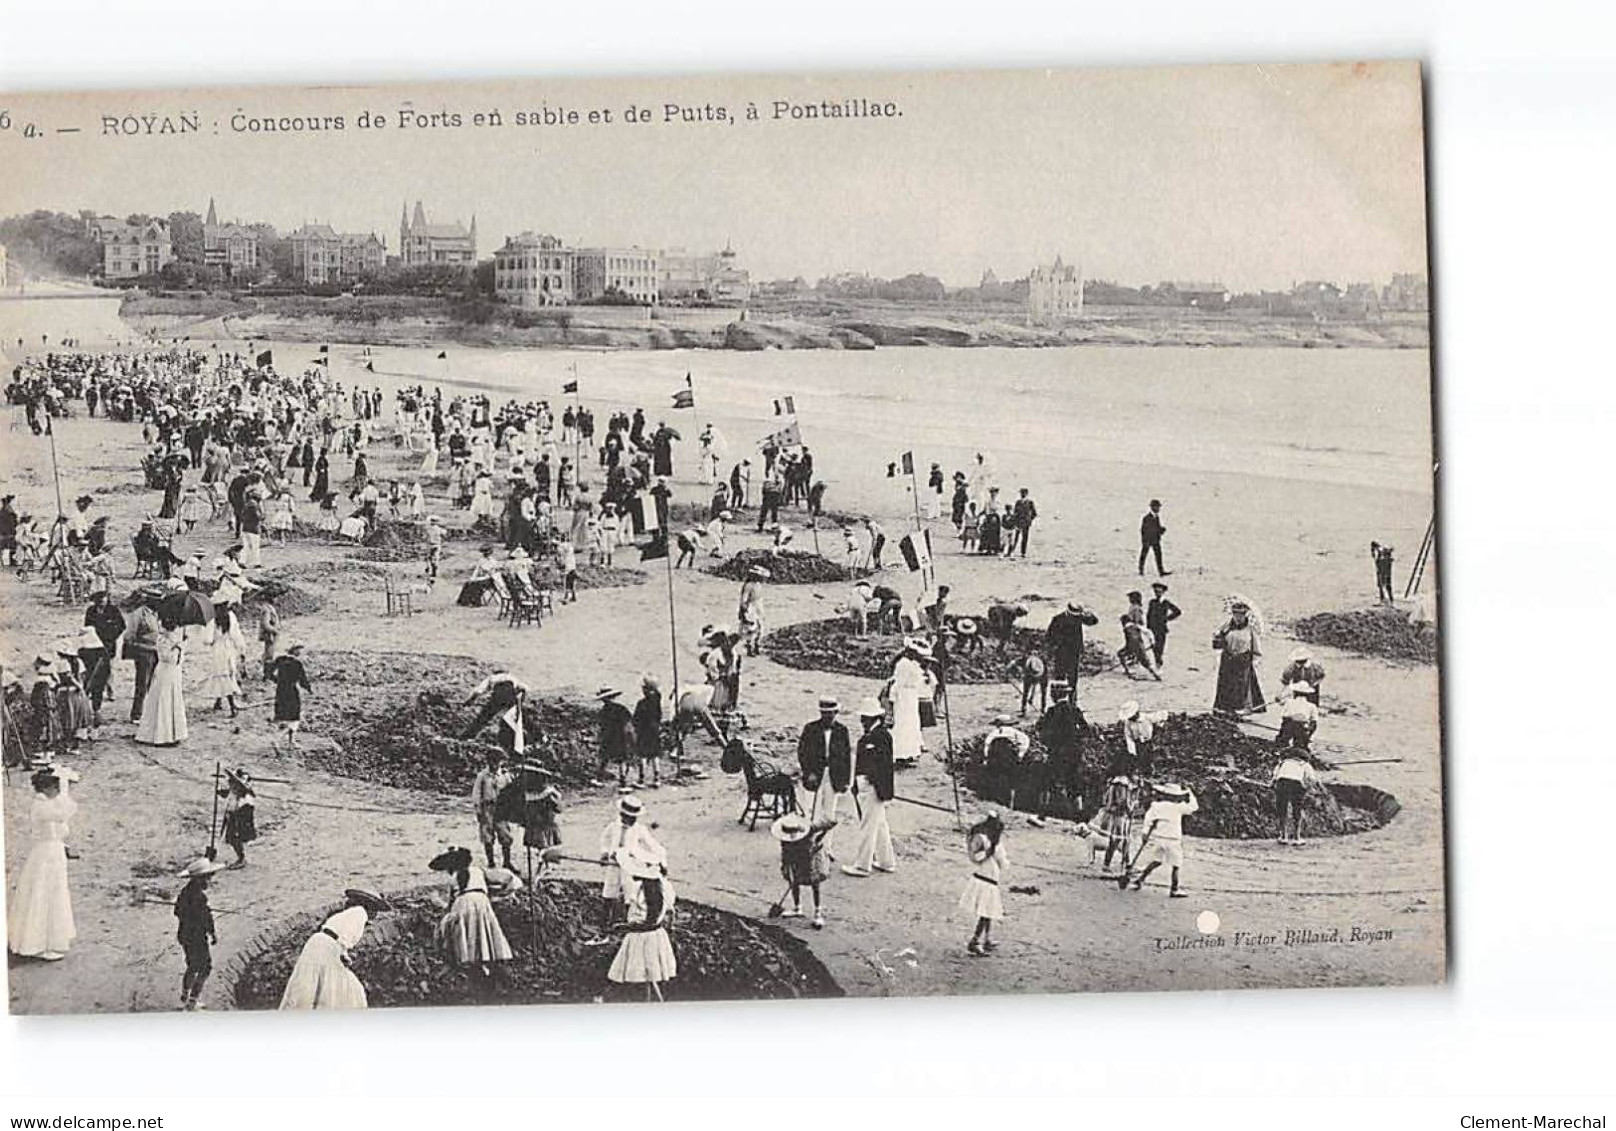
[
  {"x1": 383, "y1": 571, "x2": 413, "y2": 617},
  {"x1": 488, "y1": 571, "x2": 514, "y2": 619},
  {"x1": 737, "y1": 744, "x2": 799, "y2": 830},
  {"x1": 507, "y1": 575, "x2": 544, "y2": 628}
]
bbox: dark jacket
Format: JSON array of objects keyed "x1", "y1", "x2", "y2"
[
  {"x1": 633, "y1": 691, "x2": 663, "y2": 758},
  {"x1": 1146, "y1": 597, "x2": 1182, "y2": 637},
  {"x1": 598, "y1": 699, "x2": 635, "y2": 762},
  {"x1": 174, "y1": 881, "x2": 215, "y2": 945},
  {"x1": 1037, "y1": 699, "x2": 1089, "y2": 761},
  {"x1": 797, "y1": 718, "x2": 853, "y2": 792},
  {"x1": 1046, "y1": 608, "x2": 1099, "y2": 660},
  {"x1": 1141, "y1": 511, "x2": 1165, "y2": 544},
  {"x1": 854, "y1": 725, "x2": 895, "y2": 802},
  {"x1": 84, "y1": 601, "x2": 126, "y2": 648}
]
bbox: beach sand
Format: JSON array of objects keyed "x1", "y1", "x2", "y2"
[{"x1": 1, "y1": 319, "x2": 1443, "y2": 1013}]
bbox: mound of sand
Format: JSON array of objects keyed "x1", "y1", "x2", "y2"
[
  {"x1": 955, "y1": 712, "x2": 1399, "y2": 839},
  {"x1": 300, "y1": 649, "x2": 603, "y2": 796},
  {"x1": 119, "y1": 578, "x2": 323, "y2": 617},
  {"x1": 762, "y1": 616, "x2": 1110, "y2": 684},
  {"x1": 1291, "y1": 606, "x2": 1436, "y2": 664},
  {"x1": 230, "y1": 879, "x2": 840, "y2": 1009},
  {"x1": 706, "y1": 549, "x2": 867, "y2": 585}
]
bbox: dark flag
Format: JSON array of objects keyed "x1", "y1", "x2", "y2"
[
  {"x1": 318, "y1": 344, "x2": 329, "y2": 353},
  {"x1": 673, "y1": 375, "x2": 695, "y2": 410},
  {"x1": 899, "y1": 529, "x2": 933, "y2": 573},
  {"x1": 773, "y1": 395, "x2": 796, "y2": 416},
  {"x1": 437, "y1": 351, "x2": 448, "y2": 360},
  {"x1": 364, "y1": 361, "x2": 375, "y2": 372},
  {"x1": 312, "y1": 356, "x2": 329, "y2": 366},
  {"x1": 254, "y1": 350, "x2": 273, "y2": 368},
  {"x1": 886, "y1": 452, "x2": 915, "y2": 478},
  {"x1": 562, "y1": 380, "x2": 578, "y2": 394}
]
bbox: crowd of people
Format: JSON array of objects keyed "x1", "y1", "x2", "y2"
[{"x1": 3, "y1": 338, "x2": 1367, "y2": 1005}]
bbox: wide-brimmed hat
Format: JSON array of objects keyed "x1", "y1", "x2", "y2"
[
  {"x1": 428, "y1": 846, "x2": 474, "y2": 873},
  {"x1": 747, "y1": 565, "x2": 772, "y2": 579},
  {"x1": 224, "y1": 766, "x2": 252, "y2": 788},
  {"x1": 177, "y1": 856, "x2": 227, "y2": 879},
  {"x1": 33, "y1": 653, "x2": 57, "y2": 672},
  {"x1": 902, "y1": 636, "x2": 929, "y2": 655},
  {"x1": 76, "y1": 626, "x2": 102, "y2": 651},
  {"x1": 343, "y1": 887, "x2": 391, "y2": 912},
  {"x1": 992, "y1": 713, "x2": 1014, "y2": 727},
  {"x1": 857, "y1": 697, "x2": 884, "y2": 719},
  {"x1": 618, "y1": 795, "x2": 644, "y2": 818},
  {"x1": 1289, "y1": 646, "x2": 1313, "y2": 663},
  {"x1": 596, "y1": 686, "x2": 621, "y2": 701},
  {"x1": 1288, "y1": 681, "x2": 1314, "y2": 696},
  {"x1": 617, "y1": 844, "x2": 665, "y2": 881},
  {"x1": 955, "y1": 618, "x2": 979, "y2": 636},
  {"x1": 53, "y1": 636, "x2": 80, "y2": 657},
  {"x1": 1154, "y1": 782, "x2": 1191, "y2": 799},
  {"x1": 771, "y1": 814, "x2": 810, "y2": 843},
  {"x1": 1118, "y1": 701, "x2": 1141, "y2": 722}
]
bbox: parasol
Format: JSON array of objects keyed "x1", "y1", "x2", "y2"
[{"x1": 159, "y1": 589, "x2": 214, "y2": 627}]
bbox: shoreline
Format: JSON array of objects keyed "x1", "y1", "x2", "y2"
[{"x1": 108, "y1": 292, "x2": 1429, "y2": 353}]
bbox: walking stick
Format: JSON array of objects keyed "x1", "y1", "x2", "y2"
[
  {"x1": 208, "y1": 760, "x2": 222, "y2": 854},
  {"x1": 892, "y1": 794, "x2": 959, "y2": 816}
]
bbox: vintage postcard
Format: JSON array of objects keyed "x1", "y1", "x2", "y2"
[{"x1": 0, "y1": 62, "x2": 1440, "y2": 1015}]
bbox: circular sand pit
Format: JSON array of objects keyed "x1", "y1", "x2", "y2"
[
  {"x1": 706, "y1": 548, "x2": 868, "y2": 585},
  {"x1": 229, "y1": 880, "x2": 840, "y2": 1010},
  {"x1": 574, "y1": 564, "x2": 648, "y2": 590},
  {"x1": 956, "y1": 712, "x2": 1400, "y2": 839},
  {"x1": 120, "y1": 578, "x2": 323, "y2": 618},
  {"x1": 263, "y1": 559, "x2": 395, "y2": 593},
  {"x1": 762, "y1": 616, "x2": 1111, "y2": 683},
  {"x1": 1290, "y1": 606, "x2": 1436, "y2": 665},
  {"x1": 299, "y1": 650, "x2": 603, "y2": 795}
]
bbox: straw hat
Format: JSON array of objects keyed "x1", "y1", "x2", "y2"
[
  {"x1": 857, "y1": 697, "x2": 884, "y2": 719},
  {"x1": 771, "y1": 814, "x2": 810, "y2": 844},
  {"x1": 1289, "y1": 646, "x2": 1313, "y2": 663},
  {"x1": 1118, "y1": 701, "x2": 1141, "y2": 722},
  {"x1": 747, "y1": 565, "x2": 772, "y2": 579},
  {"x1": 224, "y1": 766, "x2": 252, "y2": 789},
  {"x1": 817, "y1": 696, "x2": 840, "y2": 712},
  {"x1": 596, "y1": 686, "x2": 621, "y2": 701},
  {"x1": 343, "y1": 887, "x2": 391, "y2": 913},
  {"x1": 617, "y1": 844, "x2": 665, "y2": 881},
  {"x1": 992, "y1": 713, "x2": 1014, "y2": 727},
  {"x1": 954, "y1": 617, "x2": 979, "y2": 637},
  {"x1": 1288, "y1": 681, "x2": 1314, "y2": 697},
  {"x1": 177, "y1": 856, "x2": 227, "y2": 879},
  {"x1": 618, "y1": 795, "x2": 644, "y2": 818},
  {"x1": 76, "y1": 626, "x2": 102, "y2": 652},
  {"x1": 1154, "y1": 782, "x2": 1191, "y2": 799}
]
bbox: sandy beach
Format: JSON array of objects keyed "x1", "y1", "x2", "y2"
[{"x1": 2, "y1": 305, "x2": 1443, "y2": 1014}]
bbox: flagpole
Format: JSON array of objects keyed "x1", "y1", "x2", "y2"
[
  {"x1": 570, "y1": 361, "x2": 582, "y2": 477},
  {"x1": 45, "y1": 414, "x2": 65, "y2": 519},
  {"x1": 663, "y1": 531, "x2": 685, "y2": 779}
]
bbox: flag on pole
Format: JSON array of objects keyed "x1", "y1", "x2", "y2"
[
  {"x1": 886, "y1": 451, "x2": 915, "y2": 478},
  {"x1": 562, "y1": 380, "x2": 578, "y2": 394},
  {"x1": 899, "y1": 529, "x2": 933, "y2": 573},
  {"x1": 672, "y1": 372, "x2": 695, "y2": 410},
  {"x1": 312, "y1": 356, "x2": 329, "y2": 366},
  {"x1": 757, "y1": 419, "x2": 802, "y2": 451},
  {"x1": 318, "y1": 344, "x2": 329, "y2": 353},
  {"x1": 254, "y1": 349, "x2": 273, "y2": 368},
  {"x1": 437, "y1": 350, "x2": 448, "y2": 360},
  {"x1": 364, "y1": 360, "x2": 375, "y2": 373},
  {"x1": 773, "y1": 395, "x2": 797, "y2": 416}
]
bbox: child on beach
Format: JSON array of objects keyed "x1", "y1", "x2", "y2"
[
  {"x1": 959, "y1": 811, "x2": 1007, "y2": 956},
  {"x1": 173, "y1": 855, "x2": 225, "y2": 1010},
  {"x1": 558, "y1": 537, "x2": 578, "y2": 602},
  {"x1": 424, "y1": 516, "x2": 445, "y2": 585},
  {"x1": 960, "y1": 503, "x2": 980, "y2": 552},
  {"x1": 217, "y1": 768, "x2": 258, "y2": 868},
  {"x1": 772, "y1": 812, "x2": 836, "y2": 929},
  {"x1": 177, "y1": 485, "x2": 205, "y2": 533},
  {"x1": 1123, "y1": 783, "x2": 1197, "y2": 897},
  {"x1": 268, "y1": 490, "x2": 296, "y2": 543},
  {"x1": 598, "y1": 503, "x2": 619, "y2": 566}
]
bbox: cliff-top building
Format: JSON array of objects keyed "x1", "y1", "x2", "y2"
[
  {"x1": 660, "y1": 243, "x2": 751, "y2": 305},
  {"x1": 572, "y1": 246, "x2": 660, "y2": 304},
  {"x1": 1028, "y1": 256, "x2": 1084, "y2": 322},
  {"x1": 493, "y1": 232, "x2": 574, "y2": 307},
  {"x1": 286, "y1": 224, "x2": 387, "y2": 285},
  {"x1": 202, "y1": 198, "x2": 260, "y2": 277},
  {"x1": 399, "y1": 201, "x2": 476, "y2": 269},
  {"x1": 94, "y1": 216, "x2": 174, "y2": 280}
]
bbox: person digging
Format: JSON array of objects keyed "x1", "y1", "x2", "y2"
[{"x1": 1121, "y1": 782, "x2": 1197, "y2": 898}]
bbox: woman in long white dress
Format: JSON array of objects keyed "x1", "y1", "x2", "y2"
[
  {"x1": 279, "y1": 889, "x2": 389, "y2": 1010},
  {"x1": 608, "y1": 845, "x2": 677, "y2": 1001},
  {"x1": 431, "y1": 847, "x2": 513, "y2": 971},
  {"x1": 135, "y1": 623, "x2": 189, "y2": 746},
  {"x1": 469, "y1": 472, "x2": 496, "y2": 522},
  {"x1": 201, "y1": 606, "x2": 244, "y2": 716},
  {"x1": 888, "y1": 640, "x2": 927, "y2": 762},
  {"x1": 7, "y1": 767, "x2": 79, "y2": 960}
]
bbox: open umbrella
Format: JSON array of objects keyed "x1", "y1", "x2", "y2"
[{"x1": 159, "y1": 589, "x2": 214, "y2": 627}]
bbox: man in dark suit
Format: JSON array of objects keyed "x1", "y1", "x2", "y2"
[
  {"x1": 1138, "y1": 498, "x2": 1170, "y2": 577},
  {"x1": 1146, "y1": 582, "x2": 1183, "y2": 667},
  {"x1": 1046, "y1": 600, "x2": 1099, "y2": 686},
  {"x1": 797, "y1": 697, "x2": 853, "y2": 821},
  {"x1": 842, "y1": 698, "x2": 896, "y2": 877}
]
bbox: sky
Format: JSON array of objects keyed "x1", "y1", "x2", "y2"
[{"x1": 1, "y1": 62, "x2": 1429, "y2": 290}]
